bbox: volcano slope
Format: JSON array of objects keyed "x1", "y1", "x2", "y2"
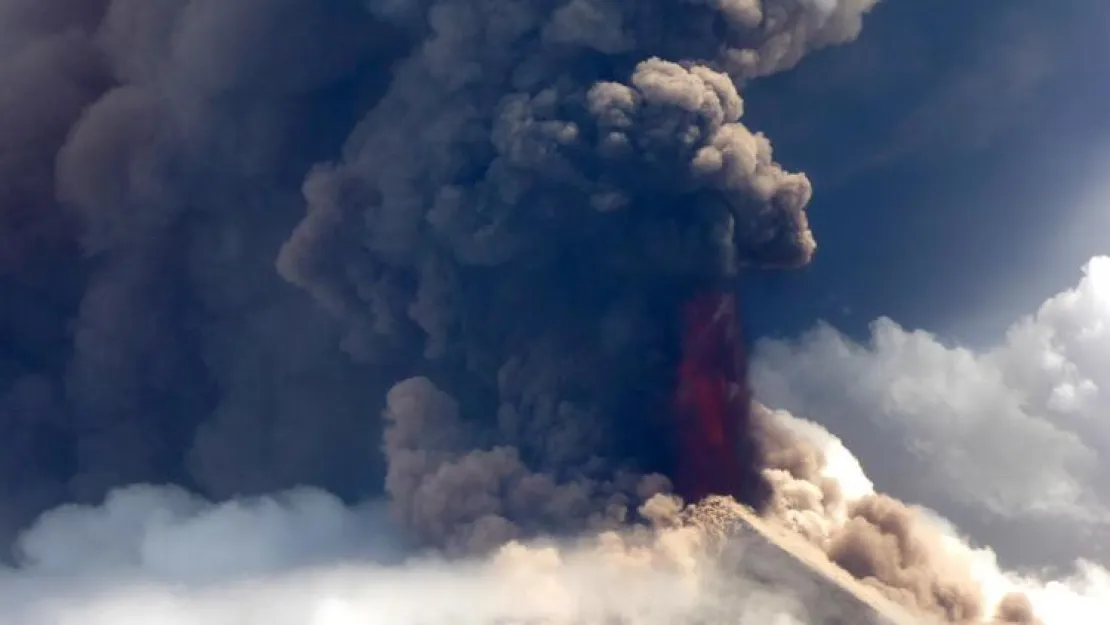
[{"x1": 726, "y1": 502, "x2": 924, "y2": 625}]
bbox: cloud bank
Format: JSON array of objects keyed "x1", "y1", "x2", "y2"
[
  {"x1": 753, "y1": 256, "x2": 1110, "y2": 569},
  {"x1": 0, "y1": 488, "x2": 830, "y2": 625}
]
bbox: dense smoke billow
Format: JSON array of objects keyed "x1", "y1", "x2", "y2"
[
  {"x1": 0, "y1": 0, "x2": 404, "y2": 538},
  {"x1": 275, "y1": 0, "x2": 884, "y2": 549},
  {"x1": 3, "y1": 0, "x2": 1106, "y2": 623},
  {"x1": 0, "y1": 0, "x2": 875, "y2": 545},
  {"x1": 754, "y1": 404, "x2": 1047, "y2": 624}
]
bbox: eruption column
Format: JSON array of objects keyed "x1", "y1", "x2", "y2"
[{"x1": 673, "y1": 290, "x2": 770, "y2": 508}]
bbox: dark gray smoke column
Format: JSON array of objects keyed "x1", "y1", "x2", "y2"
[{"x1": 280, "y1": 0, "x2": 878, "y2": 552}]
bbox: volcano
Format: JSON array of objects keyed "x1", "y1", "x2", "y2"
[{"x1": 725, "y1": 502, "x2": 921, "y2": 625}]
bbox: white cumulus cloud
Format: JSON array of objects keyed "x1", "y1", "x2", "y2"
[{"x1": 752, "y1": 256, "x2": 1110, "y2": 566}]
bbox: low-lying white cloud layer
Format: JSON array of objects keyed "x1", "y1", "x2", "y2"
[{"x1": 0, "y1": 487, "x2": 819, "y2": 625}]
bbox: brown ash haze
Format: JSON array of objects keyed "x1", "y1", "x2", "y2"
[{"x1": 0, "y1": 0, "x2": 1097, "y2": 623}]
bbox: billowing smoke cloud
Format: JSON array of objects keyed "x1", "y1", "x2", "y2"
[
  {"x1": 750, "y1": 402, "x2": 1109, "y2": 624},
  {"x1": 0, "y1": 0, "x2": 403, "y2": 538},
  {"x1": 0, "y1": 0, "x2": 879, "y2": 551},
  {"x1": 276, "y1": 0, "x2": 885, "y2": 550},
  {"x1": 757, "y1": 404, "x2": 987, "y2": 622},
  {"x1": 379, "y1": 375, "x2": 672, "y2": 555}
]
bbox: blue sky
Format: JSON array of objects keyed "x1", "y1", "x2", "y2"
[{"x1": 741, "y1": 0, "x2": 1110, "y2": 346}]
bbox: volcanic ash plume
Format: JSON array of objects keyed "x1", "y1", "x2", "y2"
[
  {"x1": 0, "y1": 0, "x2": 882, "y2": 545},
  {"x1": 0, "y1": 0, "x2": 403, "y2": 540},
  {"x1": 278, "y1": 0, "x2": 881, "y2": 552}
]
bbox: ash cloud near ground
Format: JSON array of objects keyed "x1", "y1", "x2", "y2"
[{"x1": 0, "y1": 487, "x2": 880, "y2": 625}]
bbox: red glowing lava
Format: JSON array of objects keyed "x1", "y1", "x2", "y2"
[{"x1": 672, "y1": 290, "x2": 764, "y2": 505}]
